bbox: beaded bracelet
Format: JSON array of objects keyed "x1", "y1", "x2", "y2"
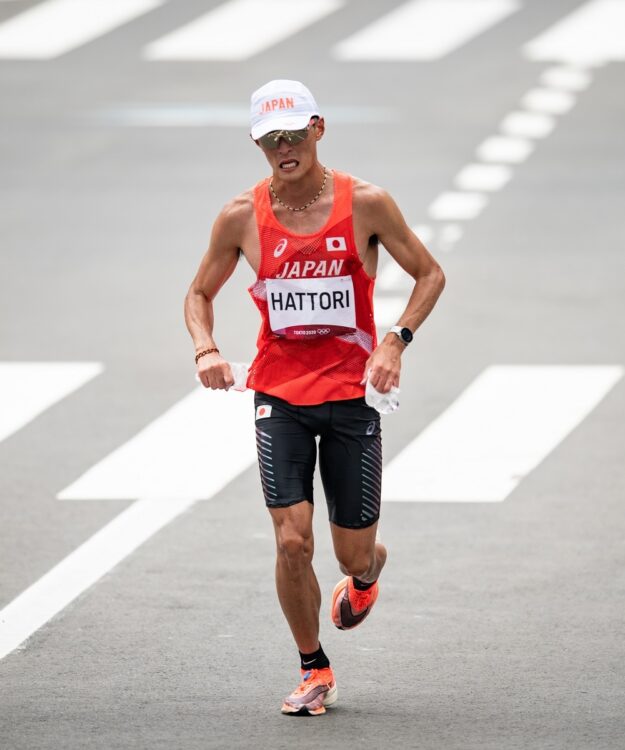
[{"x1": 195, "y1": 347, "x2": 219, "y2": 365}]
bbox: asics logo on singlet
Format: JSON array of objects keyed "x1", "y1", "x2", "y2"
[{"x1": 273, "y1": 238, "x2": 288, "y2": 258}]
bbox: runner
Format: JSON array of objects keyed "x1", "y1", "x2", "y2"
[{"x1": 184, "y1": 80, "x2": 445, "y2": 715}]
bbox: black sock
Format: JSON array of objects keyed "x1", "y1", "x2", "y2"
[
  {"x1": 299, "y1": 644, "x2": 330, "y2": 671},
  {"x1": 352, "y1": 576, "x2": 376, "y2": 591}
]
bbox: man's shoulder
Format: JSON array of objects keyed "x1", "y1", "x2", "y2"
[
  {"x1": 349, "y1": 175, "x2": 392, "y2": 212},
  {"x1": 219, "y1": 186, "x2": 257, "y2": 225}
]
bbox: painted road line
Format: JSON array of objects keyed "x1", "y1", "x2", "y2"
[
  {"x1": 382, "y1": 365, "x2": 624, "y2": 503},
  {"x1": 539, "y1": 66, "x2": 592, "y2": 91},
  {"x1": 520, "y1": 88, "x2": 576, "y2": 115},
  {"x1": 0, "y1": 362, "x2": 103, "y2": 443},
  {"x1": 376, "y1": 262, "x2": 411, "y2": 292},
  {"x1": 476, "y1": 135, "x2": 535, "y2": 163},
  {"x1": 0, "y1": 497, "x2": 196, "y2": 660},
  {"x1": 412, "y1": 225, "x2": 434, "y2": 245},
  {"x1": 334, "y1": 0, "x2": 519, "y2": 61},
  {"x1": 94, "y1": 104, "x2": 396, "y2": 128},
  {"x1": 524, "y1": 0, "x2": 625, "y2": 64},
  {"x1": 428, "y1": 192, "x2": 488, "y2": 221},
  {"x1": 58, "y1": 388, "x2": 256, "y2": 500},
  {"x1": 0, "y1": 0, "x2": 161, "y2": 59},
  {"x1": 0, "y1": 387, "x2": 258, "y2": 659},
  {"x1": 438, "y1": 224, "x2": 464, "y2": 251},
  {"x1": 454, "y1": 164, "x2": 512, "y2": 191},
  {"x1": 500, "y1": 111, "x2": 556, "y2": 139},
  {"x1": 144, "y1": 0, "x2": 342, "y2": 61},
  {"x1": 374, "y1": 296, "x2": 405, "y2": 328}
]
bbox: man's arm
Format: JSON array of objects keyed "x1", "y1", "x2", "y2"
[
  {"x1": 361, "y1": 186, "x2": 446, "y2": 393},
  {"x1": 184, "y1": 200, "x2": 247, "y2": 389}
]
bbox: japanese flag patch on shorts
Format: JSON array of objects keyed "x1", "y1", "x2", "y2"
[{"x1": 256, "y1": 404, "x2": 272, "y2": 420}]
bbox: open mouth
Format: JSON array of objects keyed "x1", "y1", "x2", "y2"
[{"x1": 279, "y1": 159, "x2": 299, "y2": 171}]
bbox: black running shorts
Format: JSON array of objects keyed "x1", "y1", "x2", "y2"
[{"x1": 254, "y1": 392, "x2": 382, "y2": 529}]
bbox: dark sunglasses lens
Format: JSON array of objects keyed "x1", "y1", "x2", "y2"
[
  {"x1": 259, "y1": 127, "x2": 309, "y2": 149},
  {"x1": 283, "y1": 129, "x2": 308, "y2": 145}
]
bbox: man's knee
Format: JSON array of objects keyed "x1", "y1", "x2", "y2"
[
  {"x1": 336, "y1": 548, "x2": 375, "y2": 580},
  {"x1": 276, "y1": 529, "x2": 313, "y2": 572},
  {"x1": 271, "y1": 503, "x2": 314, "y2": 571}
]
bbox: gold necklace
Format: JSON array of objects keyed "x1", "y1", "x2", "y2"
[{"x1": 269, "y1": 166, "x2": 327, "y2": 212}]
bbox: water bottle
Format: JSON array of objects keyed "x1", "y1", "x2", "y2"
[
  {"x1": 365, "y1": 378, "x2": 400, "y2": 414},
  {"x1": 195, "y1": 362, "x2": 249, "y2": 391},
  {"x1": 229, "y1": 362, "x2": 249, "y2": 392}
]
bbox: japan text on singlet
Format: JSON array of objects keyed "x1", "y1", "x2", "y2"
[{"x1": 247, "y1": 170, "x2": 377, "y2": 405}]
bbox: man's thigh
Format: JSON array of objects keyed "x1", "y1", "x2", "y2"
[
  {"x1": 318, "y1": 398, "x2": 382, "y2": 529},
  {"x1": 254, "y1": 392, "x2": 317, "y2": 508}
]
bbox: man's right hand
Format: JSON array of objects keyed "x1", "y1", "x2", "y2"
[{"x1": 196, "y1": 353, "x2": 235, "y2": 390}]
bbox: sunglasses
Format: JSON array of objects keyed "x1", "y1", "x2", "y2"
[{"x1": 256, "y1": 121, "x2": 316, "y2": 150}]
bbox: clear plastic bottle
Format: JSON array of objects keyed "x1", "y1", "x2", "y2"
[
  {"x1": 365, "y1": 378, "x2": 400, "y2": 414},
  {"x1": 229, "y1": 362, "x2": 249, "y2": 392},
  {"x1": 194, "y1": 362, "x2": 249, "y2": 391}
]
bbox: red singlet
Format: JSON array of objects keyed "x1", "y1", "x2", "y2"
[{"x1": 247, "y1": 170, "x2": 377, "y2": 405}]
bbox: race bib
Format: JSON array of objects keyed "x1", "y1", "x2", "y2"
[{"x1": 266, "y1": 275, "x2": 356, "y2": 339}]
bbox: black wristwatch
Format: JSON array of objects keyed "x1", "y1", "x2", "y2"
[{"x1": 388, "y1": 326, "x2": 413, "y2": 345}]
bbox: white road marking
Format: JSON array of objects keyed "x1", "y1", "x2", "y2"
[
  {"x1": 454, "y1": 164, "x2": 512, "y2": 191},
  {"x1": 524, "y1": 0, "x2": 625, "y2": 64},
  {"x1": 376, "y1": 262, "x2": 410, "y2": 292},
  {"x1": 0, "y1": 497, "x2": 196, "y2": 660},
  {"x1": 334, "y1": 0, "x2": 519, "y2": 61},
  {"x1": 0, "y1": 362, "x2": 103, "y2": 443},
  {"x1": 94, "y1": 104, "x2": 396, "y2": 128},
  {"x1": 382, "y1": 365, "x2": 623, "y2": 503},
  {"x1": 0, "y1": 0, "x2": 161, "y2": 59},
  {"x1": 58, "y1": 388, "x2": 256, "y2": 500},
  {"x1": 428, "y1": 192, "x2": 488, "y2": 220},
  {"x1": 144, "y1": 0, "x2": 342, "y2": 61},
  {"x1": 500, "y1": 111, "x2": 556, "y2": 138},
  {"x1": 374, "y1": 296, "x2": 405, "y2": 327},
  {"x1": 0, "y1": 386, "x2": 259, "y2": 659},
  {"x1": 438, "y1": 224, "x2": 464, "y2": 251},
  {"x1": 476, "y1": 135, "x2": 535, "y2": 163},
  {"x1": 520, "y1": 88, "x2": 576, "y2": 115},
  {"x1": 539, "y1": 66, "x2": 592, "y2": 91},
  {"x1": 411, "y1": 225, "x2": 434, "y2": 245}
]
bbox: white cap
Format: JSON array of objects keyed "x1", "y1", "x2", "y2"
[{"x1": 250, "y1": 79, "x2": 320, "y2": 140}]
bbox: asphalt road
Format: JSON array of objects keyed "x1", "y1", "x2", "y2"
[{"x1": 1, "y1": 1, "x2": 624, "y2": 748}]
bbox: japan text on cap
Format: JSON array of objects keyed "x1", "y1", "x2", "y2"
[{"x1": 250, "y1": 80, "x2": 320, "y2": 140}]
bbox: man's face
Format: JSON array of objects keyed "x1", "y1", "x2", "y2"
[{"x1": 256, "y1": 118, "x2": 325, "y2": 180}]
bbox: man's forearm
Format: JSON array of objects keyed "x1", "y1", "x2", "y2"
[
  {"x1": 184, "y1": 288, "x2": 218, "y2": 352},
  {"x1": 397, "y1": 265, "x2": 445, "y2": 333}
]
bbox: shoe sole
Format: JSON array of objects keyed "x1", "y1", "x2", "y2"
[
  {"x1": 281, "y1": 684, "x2": 338, "y2": 716},
  {"x1": 331, "y1": 577, "x2": 349, "y2": 629}
]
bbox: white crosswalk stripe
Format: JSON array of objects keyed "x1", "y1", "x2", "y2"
[
  {"x1": 57, "y1": 387, "x2": 256, "y2": 500},
  {"x1": 382, "y1": 366, "x2": 623, "y2": 503},
  {"x1": 0, "y1": 0, "x2": 162, "y2": 59},
  {"x1": 0, "y1": 362, "x2": 103, "y2": 443},
  {"x1": 333, "y1": 0, "x2": 520, "y2": 61},
  {"x1": 0, "y1": 497, "x2": 196, "y2": 661},
  {"x1": 143, "y1": 0, "x2": 343, "y2": 61},
  {"x1": 523, "y1": 0, "x2": 625, "y2": 64}
]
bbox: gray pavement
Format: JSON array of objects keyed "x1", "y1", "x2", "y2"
[{"x1": 1, "y1": 0, "x2": 624, "y2": 748}]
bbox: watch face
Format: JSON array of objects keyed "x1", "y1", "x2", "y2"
[{"x1": 400, "y1": 327, "x2": 413, "y2": 344}]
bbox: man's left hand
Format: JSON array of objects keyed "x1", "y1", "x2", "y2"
[{"x1": 362, "y1": 335, "x2": 404, "y2": 393}]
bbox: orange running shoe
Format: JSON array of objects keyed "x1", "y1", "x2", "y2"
[
  {"x1": 331, "y1": 576, "x2": 379, "y2": 630},
  {"x1": 281, "y1": 667, "x2": 338, "y2": 716}
]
